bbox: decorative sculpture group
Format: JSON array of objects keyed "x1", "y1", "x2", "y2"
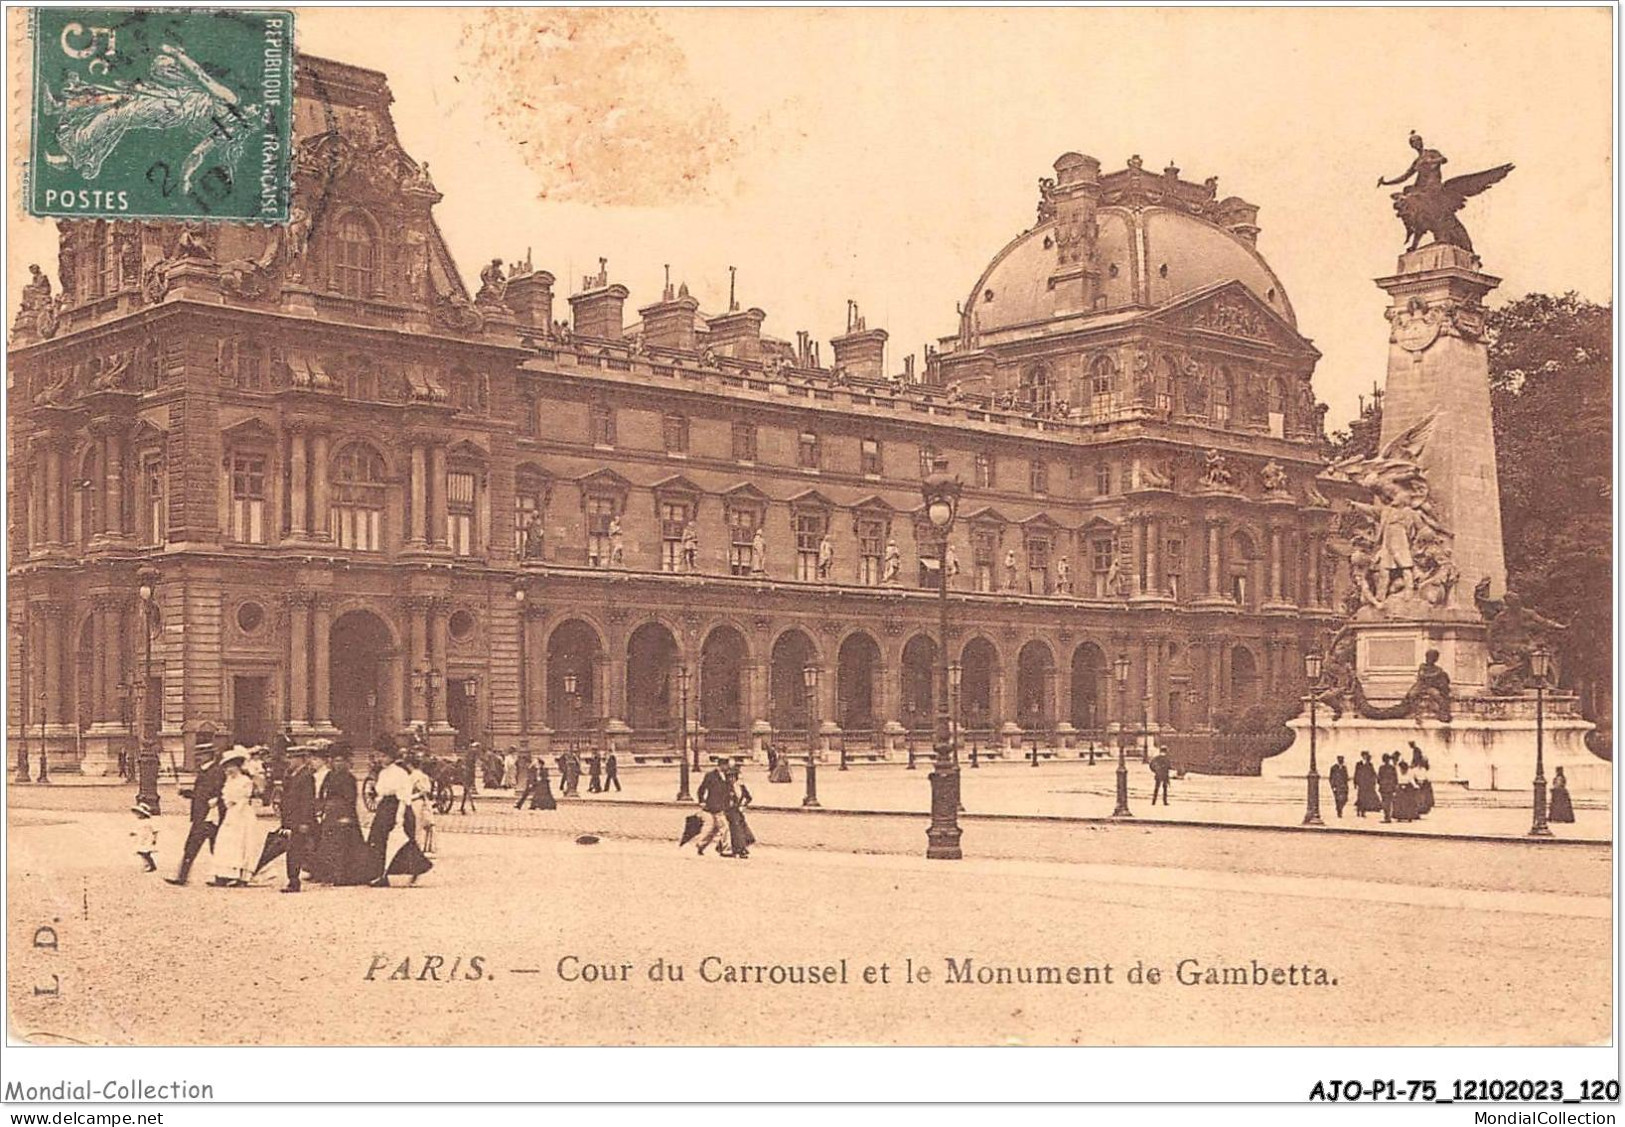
[{"x1": 1377, "y1": 133, "x2": 1513, "y2": 255}]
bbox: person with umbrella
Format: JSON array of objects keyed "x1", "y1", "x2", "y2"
[{"x1": 166, "y1": 740, "x2": 223, "y2": 886}]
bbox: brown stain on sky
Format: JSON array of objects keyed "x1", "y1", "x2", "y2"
[{"x1": 457, "y1": 9, "x2": 741, "y2": 206}]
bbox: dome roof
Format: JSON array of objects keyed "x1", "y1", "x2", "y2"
[{"x1": 965, "y1": 206, "x2": 1296, "y2": 339}]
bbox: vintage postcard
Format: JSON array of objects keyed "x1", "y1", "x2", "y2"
[{"x1": 3, "y1": 4, "x2": 1615, "y2": 1077}]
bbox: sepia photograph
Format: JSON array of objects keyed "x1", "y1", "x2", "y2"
[{"x1": 1, "y1": 2, "x2": 1616, "y2": 1106}]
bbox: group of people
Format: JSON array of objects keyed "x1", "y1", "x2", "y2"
[
  {"x1": 157, "y1": 736, "x2": 434, "y2": 891},
  {"x1": 690, "y1": 759, "x2": 756, "y2": 859},
  {"x1": 460, "y1": 741, "x2": 621, "y2": 808},
  {"x1": 1328, "y1": 743, "x2": 1435, "y2": 823}
]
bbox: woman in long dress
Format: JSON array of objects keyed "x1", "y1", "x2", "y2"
[
  {"x1": 210, "y1": 754, "x2": 259, "y2": 886},
  {"x1": 1549, "y1": 767, "x2": 1576, "y2": 823},
  {"x1": 1392, "y1": 762, "x2": 1418, "y2": 823},
  {"x1": 722, "y1": 766, "x2": 756, "y2": 859},
  {"x1": 315, "y1": 747, "x2": 371, "y2": 885},
  {"x1": 1353, "y1": 752, "x2": 1381, "y2": 816},
  {"x1": 366, "y1": 752, "x2": 432, "y2": 887},
  {"x1": 406, "y1": 755, "x2": 436, "y2": 856},
  {"x1": 768, "y1": 743, "x2": 793, "y2": 784},
  {"x1": 528, "y1": 759, "x2": 558, "y2": 810}
]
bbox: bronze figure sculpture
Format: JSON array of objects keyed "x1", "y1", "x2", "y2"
[{"x1": 1377, "y1": 132, "x2": 1513, "y2": 254}]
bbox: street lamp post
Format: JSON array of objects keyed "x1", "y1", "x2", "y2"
[
  {"x1": 923, "y1": 456, "x2": 963, "y2": 860},
  {"x1": 133, "y1": 566, "x2": 161, "y2": 811},
  {"x1": 1529, "y1": 644, "x2": 1553, "y2": 838},
  {"x1": 414, "y1": 667, "x2": 442, "y2": 744},
  {"x1": 676, "y1": 664, "x2": 692, "y2": 802},
  {"x1": 949, "y1": 661, "x2": 963, "y2": 766},
  {"x1": 562, "y1": 671, "x2": 580, "y2": 756},
  {"x1": 1302, "y1": 650, "x2": 1324, "y2": 826},
  {"x1": 15, "y1": 626, "x2": 30, "y2": 783},
  {"x1": 1111, "y1": 654, "x2": 1133, "y2": 818},
  {"x1": 802, "y1": 664, "x2": 820, "y2": 808},
  {"x1": 513, "y1": 585, "x2": 527, "y2": 742}
]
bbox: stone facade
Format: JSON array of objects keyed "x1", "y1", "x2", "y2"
[{"x1": 8, "y1": 58, "x2": 1346, "y2": 772}]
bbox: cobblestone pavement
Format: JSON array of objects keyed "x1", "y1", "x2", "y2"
[{"x1": 6, "y1": 779, "x2": 1611, "y2": 1048}]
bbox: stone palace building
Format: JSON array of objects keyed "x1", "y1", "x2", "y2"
[{"x1": 9, "y1": 56, "x2": 1347, "y2": 772}]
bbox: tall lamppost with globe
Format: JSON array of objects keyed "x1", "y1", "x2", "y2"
[
  {"x1": 134, "y1": 566, "x2": 162, "y2": 812},
  {"x1": 922, "y1": 456, "x2": 963, "y2": 860},
  {"x1": 802, "y1": 664, "x2": 820, "y2": 808},
  {"x1": 1111, "y1": 653, "x2": 1133, "y2": 818},
  {"x1": 1529, "y1": 644, "x2": 1553, "y2": 837},
  {"x1": 1302, "y1": 650, "x2": 1324, "y2": 826},
  {"x1": 676, "y1": 663, "x2": 693, "y2": 802}
]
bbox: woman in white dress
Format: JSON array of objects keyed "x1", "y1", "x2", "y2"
[{"x1": 211, "y1": 752, "x2": 259, "y2": 887}]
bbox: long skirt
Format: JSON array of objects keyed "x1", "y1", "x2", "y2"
[
  {"x1": 724, "y1": 807, "x2": 756, "y2": 853},
  {"x1": 211, "y1": 804, "x2": 259, "y2": 882},
  {"x1": 314, "y1": 817, "x2": 372, "y2": 885},
  {"x1": 1393, "y1": 783, "x2": 1418, "y2": 823},
  {"x1": 1355, "y1": 778, "x2": 1381, "y2": 813},
  {"x1": 768, "y1": 757, "x2": 793, "y2": 784},
  {"x1": 1549, "y1": 787, "x2": 1576, "y2": 823},
  {"x1": 366, "y1": 797, "x2": 433, "y2": 879},
  {"x1": 530, "y1": 776, "x2": 557, "y2": 810},
  {"x1": 1417, "y1": 780, "x2": 1436, "y2": 815}
]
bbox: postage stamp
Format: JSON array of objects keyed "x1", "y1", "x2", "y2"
[{"x1": 28, "y1": 7, "x2": 295, "y2": 222}]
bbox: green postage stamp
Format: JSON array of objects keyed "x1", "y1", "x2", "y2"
[{"x1": 29, "y1": 7, "x2": 295, "y2": 222}]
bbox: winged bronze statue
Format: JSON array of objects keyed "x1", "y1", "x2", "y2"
[{"x1": 1377, "y1": 133, "x2": 1513, "y2": 254}]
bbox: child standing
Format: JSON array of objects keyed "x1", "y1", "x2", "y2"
[{"x1": 130, "y1": 803, "x2": 158, "y2": 872}]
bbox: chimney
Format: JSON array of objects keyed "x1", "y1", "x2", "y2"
[
  {"x1": 568, "y1": 257, "x2": 627, "y2": 341},
  {"x1": 707, "y1": 306, "x2": 766, "y2": 362},
  {"x1": 504, "y1": 269, "x2": 555, "y2": 330},
  {"x1": 1046, "y1": 152, "x2": 1103, "y2": 315},
  {"x1": 831, "y1": 300, "x2": 887, "y2": 380},
  {"x1": 1213, "y1": 197, "x2": 1260, "y2": 244},
  {"x1": 638, "y1": 271, "x2": 700, "y2": 353}
]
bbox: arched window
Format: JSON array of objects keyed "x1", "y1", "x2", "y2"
[
  {"x1": 75, "y1": 448, "x2": 100, "y2": 545},
  {"x1": 1020, "y1": 363, "x2": 1055, "y2": 414},
  {"x1": 330, "y1": 444, "x2": 386, "y2": 551},
  {"x1": 332, "y1": 213, "x2": 378, "y2": 298},
  {"x1": 1088, "y1": 356, "x2": 1116, "y2": 421},
  {"x1": 1267, "y1": 377, "x2": 1287, "y2": 437}
]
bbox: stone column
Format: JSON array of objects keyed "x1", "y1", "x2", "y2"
[
  {"x1": 288, "y1": 430, "x2": 308, "y2": 538},
  {"x1": 104, "y1": 430, "x2": 125, "y2": 536},
  {"x1": 1267, "y1": 528, "x2": 1282, "y2": 601},
  {"x1": 594, "y1": 656, "x2": 612, "y2": 726},
  {"x1": 428, "y1": 598, "x2": 448, "y2": 725},
  {"x1": 1145, "y1": 517, "x2": 1161, "y2": 596},
  {"x1": 745, "y1": 661, "x2": 765, "y2": 729},
  {"x1": 100, "y1": 598, "x2": 123, "y2": 723},
  {"x1": 43, "y1": 603, "x2": 66, "y2": 726},
  {"x1": 311, "y1": 596, "x2": 332, "y2": 729},
  {"x1": 1307, "y1": 534, "x2": 1323, "y2": 608},
  {"x1": 1142, "y1": 638, "x2": 1160, "y2": 725},
  {"x1": 523, "y1": 609, "x2": 547, "y2": 734},
  {"x1": 429, "y1": 444, "x2": 449, "y2": 548},
  {"x1": 1206, "y1": 520, "x2": 1222, "y2": 597},
  {"x1": 286, "y1": 592, "x2": 310, "y2": 728},
  {"x1": 28, "y1": 608, "x2": 45, "y2": 730},
  {"x1": 88, "y1": 603, "x2": 106, "y2": 725},
  {"x1": 44, "y1": 444, "x2": 63, "y2": 545},
  {"x1": 405, "y1": 598, "x2": 428, "y2": 724},
  {"x1": 1131, "y1": 518, "x2": 1146, "y2": 596},
  {"x1": 409, "y1": 444, "x2": 428, "y2": 546},
  {"x1": 310, "y1": 432, "x2": 331, "y2": 541},
  {"x1": 1045, "y1": 665, "x2": 1060, "y2": 729}
]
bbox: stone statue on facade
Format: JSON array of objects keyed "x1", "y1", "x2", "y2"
[
  {"x1": 522, "y1": 510, "x2": 546, "y2": 561},
  {"x1": 219, "y1": 230, "x2": 282, "y2": 300},
  {"x1": 883, "y1": 538, "x2": 902, "y2": 585},
  {"x1": 1003, "y1": 549, "x2": 1018, "y2": 591},
  {"x1": 1475, "y1": 578, "x2": 1567, "y2": 695},
  {"x1": 284, "y1": 205, "x2": 313, "y2": 282},
  {"x1": 816, "y1": 535, "x2": 833, "y2": 580},
  {"x1": 1377, "y1": 132, "x2": 1513, "y2": 255},
  {"x1": 945, "y1": 544, "x2": 960, "y2": 582},
  {"x1": 1200, "y1": 448, "x2": 1234, "y2": 489},
  {"x1": 476, "y1": 258, "x2": 508, "y2": 306},
  {"x1": 608, "y1": 516, "x2": 626, "y2": 567},
  {"x1": 1138, "y1": 459, "x2": 1174, "y2": 490},
  {"x1": 681, "y1": 520, "x2": 699, "y2": 572},
  {"x1": 750, "y1": 527, "x2": 767, "y2": 577},
  {"x1": 1260, "y1": 460, "x2": 1289, "y2": 496},
  {"x1": 176, "y1": 223, "x2": 213, "y2": 261},
  {"x1": 15, "y1": 264, "x2": 61, "y2": 338},
  {"x1": 89, "y1": 352, "x2": 133, "y2": 392},
  {"x1": 1055, "y1": 555, "x2": 1072, "y2": 595}
]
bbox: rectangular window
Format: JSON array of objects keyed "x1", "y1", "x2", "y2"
[
  {"x1": 972, "y1": 528, "x2": 997, "y2": 593},
  {"x1": 861, "y1": 438, "x2": 882, "y2": 478},
  {"x1": 659, "y1": 500, "x2": 690, "y2": 573},
  {"x1": 228, "y1": 455, "x2": 266, "y2": 544},
  {"x1": 1027, "y1": 538, "x2": 1051, "y2": 595},
  {"x1": 447, "y1": 471, "x2": 476, "y2": 557},
  {"x1": 663, "y1": 414, "x2": 689, "y2": 454},
  {"x1": 520, "y1": 396, "x2": 537, "y2": 438},
  {"x1": 143, "y1": 456, "x2": 165, "y2": 546},
  {"x1": 333, "y1": 505, "x2": 382, "y2": 551},
  {"x1": 857, "y1": 517, "x2": 885, "y2": 586},
  {"x1": 1165, "y1": 538, "x2": 1184, "y2": 599},
  {"x1": 732, "y1": 422, "x2": 757, "y2": 463},
  {"x1": 919, "y1": 445, "x2": 937, "y2": 478},
  {"x1": 1095, "y1": 463, "x2": 1111, "y2": 496},
  {"x1": 974, "y1": 453, "x2": 995, "y2": 489},
  {"x1": 798, "y1": 431, "x2": 821, "y2": 471},
  {"x1": 586, "y1": 496, "x2": 617, "y2": 567},
  {"x1": 97, "y1": 229, "x2": 118, "y2": 298},
  {"x1": 1091, "y1": 536, "x2": 1115, "y2": 597},
  {"x1": 514, "y1": 490, "x2": 543, "y2": 554},
  {"x1": 590, "y1": 404, "x2": 616, "y2": 447},
  {"x1": 1030, "y1": 459, "x2": 1048, "y2": 495},
  {"x1": 794, "y1": 510, "x2": 826, "y2": 581},
  {"x1": 235, "y1": 347, "x2": 265, "y2": 392},
  {"x1": 727, "y1": 507, "x2": 759, "y2": 576}
]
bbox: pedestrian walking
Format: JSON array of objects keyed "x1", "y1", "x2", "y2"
[
  {"x1": 459, "y1": 745, "x2": 478, "y2": 814},
  {"x1": 314, "y1": 745, "x2": 371, "y2": 885},
  {"x1": 563, "y1": 750, "x2": 581, "y2": 797},
  {"x1": 1409, "y1": 741, "x2": 1435, "y2": 816},
  {"x1": 1328, "y1": 755, "x2": 1349, "y2": 818},
  {"x1": 694, "y1": 759, "x2": 731, "y2": 856},
  {"x1": 279, "y1": 745, "x2": 317, "y2": 892},
  {"x1": 1377, "y1": 752, "x2": 1399, "y2": 823},
  {"x1": 166, "y1": 741, "x2": 224, "y2": 886},
  {"x1": 1353, "y1": 751, "x2": 1381, "y2": 817},
  {"x1": 1549, "y1": 767, "x2": 1576, "y2": 823},
  {"x1": 768, "y1": 742, "x2": 793, "y2": 784},
  {"x1": 130, "y1": 803, "x2": 159, "y2": 872},
  {"x1": 588, "y1": 749, "x2": 603, "y2": 794},
  {"x1": 723, "y1": 763, "x2": 755, "y2": 859},
  {"x1": 407, "y1": 754, "x2": 436, "y2": 856},
  {"x1": 1393, "y1": 760, "x2": 1419, "y2": 823},
  {"x1": 210, "y1": 750, "x2": 260, "y2": 886},
  {"x1": 367, "y1": 748, "x2": 432, "y2": 887},
  {"x1": 603, "y1": 749, "x2": 621, "y2": 792},
  {"x1": 528, "y1": 758, "x2": 558, "y2": 810},
  {"x1": 1149, "y1": 748, "x2": 1171, "y2": 805}
]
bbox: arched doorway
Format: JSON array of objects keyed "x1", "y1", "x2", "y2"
[
  {"x1": 1070, "y1": 642, "x2": 1106, "y2": 732},
  {"x1": 1230, "y1": 645, "x2": 1260, "y2": 706},
  {"x1": 960, "y1": 637, "x2": 998, "y2": 732},
  {"x1": 547, "y1": 619, "x2": 602, "y2": 735},
  {"x1": 330, "y1": 610, "x2": 393, "y2": 750},
  {"x1": 837, "y1": 631, "x2": 881, "y2": 733},
  {"x1": 769, "y1": 629, "x2": 818, "y2": 738},
  {"x1": 1016, "y1": 640, "x2": 1054, "y2": 730},
  {"x1": 699, "y1": 626, "x2": 747, "y2": 734},
  {"x1": 626, "y1": 622, "x2": 679, "y2": 735},
  {"x1": 901, "y1": 634, "x2": 937, "y2": 734}
]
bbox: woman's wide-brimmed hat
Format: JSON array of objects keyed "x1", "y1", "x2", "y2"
[
  {"x1": 219, "y1": 749, "x2": 248, "y2": 767},
  {"x1": 130, "y1": 802, "x2": 154, "y2": 818}
]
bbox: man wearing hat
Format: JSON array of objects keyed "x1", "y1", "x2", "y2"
[
  {"x1": 279, "y1": 744, "x2": 318, "y2": 893},
  {"x1": 166, "y1": 739, "x2": 225, "y2": 885}
]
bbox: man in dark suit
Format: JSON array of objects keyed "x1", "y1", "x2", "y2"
[
  {"x1": 166, "y1": 741, "x2": 224, "y2": 885},
  {"x1": 1328, "y1": 755, "x2": 1350, "y2": 818},
  {"x1": 459, "y1": 744, "x2": 479, "y2": 814},
  {"x1": 694, "y1": 758, "x2": 732, "y2": 855},
  {"x1": 1149, "y1": 749, "x2": 1172, "y2": 805},
  {"x1": 1377, "y1": 752, "x2": 1399, "y2": 823},
  {"x1": 603, "y1": 750, "x2": 621, "y2": 793},
  {"x1": 587, "y1": 749, "x2": 603, "y2": 793},
  {"x1": 279, "y1": 745, "x2": 317, "y2": 893}
]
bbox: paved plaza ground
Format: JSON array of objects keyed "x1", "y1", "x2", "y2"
[{"x1": 7, "y1": 768, "x2": 1612, "y2": 1048}]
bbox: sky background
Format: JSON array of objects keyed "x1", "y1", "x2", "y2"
[{"x1": 7, "y1": 6, "x2": 1614, "y2": 430}]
